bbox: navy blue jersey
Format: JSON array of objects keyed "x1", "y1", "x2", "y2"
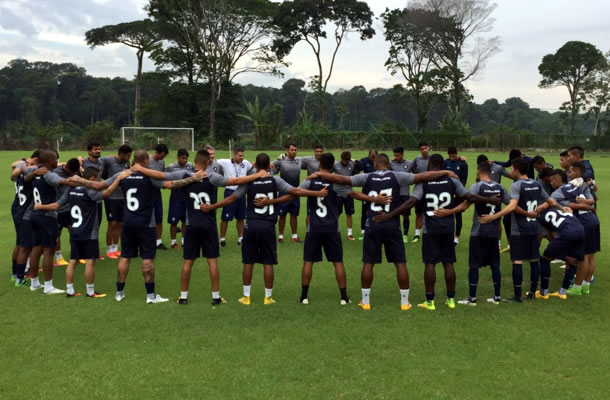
[
  {"x1": 182, "y1": 172, "x2": 234, "y2": 228},
  {"x1": 301, "y1": 178, "x2": 349, "y2": 232},
  {"x1": 509, "y1": 179, "x2": 548, "y2": 236},
  {"x1": 412, "y1": 177, "x2": 468, "y2": 234},
  {"x1": 243, "y1": 176, "x2": 293, "y2": 231},
  {"x1": 32, "y1": 172, "x2": 62, "y2": 218},
  {"x1": 13, "y1": 165, "x2": 34, "y2": 220},
  {"x1": 537, "y1": 209, "x2": 583, "y2": 236},
  {"x1": 362, "y1": 171, "x2": 404, "y2": 230},
  {"x1": 120, "y1": 172, "x2": 165, "y2": 228},
  {"x1": 469, "y1": 181, "x2": 510, "y2": 238},
  {"x1": 551, "y1": 184, "x2": 599, "y2": 228},
  {"x1": 67, "y1": 187, "x2": 103, "y2": 240}
]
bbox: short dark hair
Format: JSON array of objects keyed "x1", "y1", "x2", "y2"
[
  {"x1": 118, "y1": 144, "x2": 132, "y2": 155},
  {"x1": 155, "y1": 143, "x2": 169, "y2": 155},
  {"x1": 511, "y1": 157, "x2": 529, "y2": 175},
  {"x1": 286, "y1": 143, "x2": 297, "y2": 150},
  {"x1": 447, "y1": 146, "x2": 457, "y2": 155},
  {"x1": 532, "y1": 155, "x2": 546, "y2": 165},
  {"x1": 550, "y1": 169, "x2": 568, "y2": 183},
  {"x1": 83, "y1": 166, "x2": 100, "y2": 180},
  {"x1": 560, "y1": 150, "x2": 569, "y2": 157},
  {"x1": 477, "y1": 161, "x2": 491, "y2": 175},
  {"x1": 65, "y1": 158, "x2": 80, "y2": 174},
  {"x1": 87, "y1": 142, "x2": 101, "y2": 151},
  {"x1": 568, "y1": 146, "x2": 584, "y2": 158},
  {"x1": 419, "y1": 141, "x2": 429, "y2": 148},
  {"x1": 313, "y1": 144, "x2": 324, "y2": 151},
  {"x1": 195, "y1": 150, "x2": 210, "y2": 166},
  {"x1": 320, "y1": 153, "x2": 335, "y2": 170},
  {"x1": 177, "y1": 148, "x2": 189, "y2": 158},
  {"x1": 570, "y1": 162, "x2": 586, "y2": 176},
  {"x1": 233, "y1": 146, "x2": 245, "y2": 154},
  {"x1": 428, "y1": 154, "x2": 444, "y2": 170},
  {"x1": 539, "y1": 167, "x2": 554, "y2": 180},
  {"x1": 255, "y1": 153, "x2": 271, "y2": 170},
  {"x1": 368, "y1": 148, "x2": 377, "y2": 156},
  {"x1": 476, "y1": 154, "x2": 489, "y2": 165},
  {"x1": 31, "y1": 150, "x2": 41, "y2": 159},
  {"x1": 341, "y1": 151, "x2": 351, "y2": 162},
  {"x1": 376, "y1": 153, "x2": 390, "y2": 166},
  {"x1": 508, "y1": 148, "x2": 522, "y2": 161},
  {"x1": 393, "y1": 146, "x2": 404, "y2": 154}
]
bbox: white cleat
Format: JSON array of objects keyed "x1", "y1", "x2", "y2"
[
  {"x1": 30, "y1": 282, "x2": 43, "y2": 291},
  {"x1": 340, "y1": 298, "x2": 351, "y2": 306},
  {"x1": 457, "y1": 298, "x2": 477, "y2": 306},
  {"x1": 115, "y1": 292, "x2": 125, "y2": 302},
  {"x1": 487, "y1": 297, "x2": 501, "y2": 305},
  {"x1": 44, "y1": 287, "x2": 66, "y2": 295},
  {"x1": 146, "y1": 294, "x2": 169, "y2": 304},
  {"x1": 300, "y1": 298, "x2": 309, "y2": 305}
]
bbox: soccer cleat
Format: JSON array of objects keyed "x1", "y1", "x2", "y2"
[
  {"x1": 411, "y1": 235, "x2": 420, "y2": 243},
  {"x1": 500, "y1": 246, "x2": 510, "y2": 254},
  {"x1": 106, "y1": 252, "x2": 118, "y2": 259},
  {"x1": 220, "y1": 240, "x2": 226, "y2": 248},
  {"x1": 487, "y1": 297, "x2": 501, "y2": 305},
  {"x1": 581, "y1": 285, "x2": 591, "y2": 295},
  {"x1": 402, "y1": 236, "x2": 408, "y2": 243},
  {"x1": 278, "y1": 237, "x2": 284, "y2": 243},
  {"x1": 525, "y1": 292, "x2": 536, "y2": 301},
  {"x1": 157, "y1": 243, "x2": 168, "y2": 250},
  {"x1": 14, "y1": 278, "x2": 30, "y2": 288},
  {"x1": 237, "y1": 241, "x2": 242, "y2": 246},
  {"x1": 549, "y1": 291, "x2": 567, "y2": 300},
  {"x1": 445, "y1": 298, "x2": 456, "y2": 309},
  {"x1": 535, "y1": 291, "x2": 549, "y2": 300},
  {"x1": 400, "y1": 303, "x2": 412, "y2": 311},
  {"x1": 340, "y1": 298, "x2": 351, "y2": 305},
  {"x1": 502, "y1": 296, "x2": 522, "y2": 303},
  {"x1": 30, "y1": 281, "x2": 43, "y2": 291},
  {"x1": 359, "y1": 301, "x2": 371, "y2": 310},
  {"x1": 54, "y1": 258, "x2": 68, "y2": 267},
  {"x1": 86, "y1": 292, "x2": 106, "y2": 298},
  {"x1": 114, "y1": 250, "x2": 122, "y2": 257},
  {"x1": 567, "y1": 287, "x2": 582, "y2": 296},
  {"x1": 98, "y1": 255, "x2": 105, "y2": 261},
  {"x1": 211, "y1": 297, "x2": 227, "y2": 306},
  {"x1": 291, "y1": 237, "x2": 300, "y2": 243},
  {"x1": 146, "y1": 294, "x2": 169, "y2": 304},
  {"x1": 66, "y1": 292, "x2": 82, "y2": 297},
  {"x1": 347, "y1": 235, "x2": 355, "y2": 241},
  {"x1": 264, "y1": 296, "x2": 276, "y2": 305},
  {"x1": 418, "y1": 301, "x2": 435, "y2": 310},
  {"x1": 79, "y1": 259, "x2": 86, "y2": 264},
  {"x1": 115, "y1": 292, "x2": 125, "y2": 302},
  {"x1": 239, "y1": 296, "x2": 251, "y2": 305},
  {"x1": 358, "y1": 234, "x2": 364, "y2": 241},
  {"x1": 10, "y1": 275, "x2": 16, "y2": 283},
  {"x1": 457, "y1": 298, "x2": 477, "y2": 306},
  {"x1": 176, "y1": 297, "x2": 188, "y2": 305},
  {"x1": 44, "y1": 287, "x2": 66, "y2": 295},
  {"x1": 171, "y1": 244, "x2": 179, "y2": 250},
  {"x1": 551, "y1": 259, "x2": 564, "y2": 264},
  {"x1": 300, "y1": 298, "x2": 309, "y2": 305}
]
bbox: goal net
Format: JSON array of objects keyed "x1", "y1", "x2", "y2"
[{"x1": 120, "y1": 127, "x2": 195, "y2": 152}]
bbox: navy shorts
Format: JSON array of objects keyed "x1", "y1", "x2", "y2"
[
  {"x1": 469, "y1": 236, "x2": 500, "y2": 268},
  {"x1": 30, "y1": 214, "x2": 59, "y2": 248},
  {"x1": 153, "y1": 191, "x2": 163, "y2": 224},
  {"x1": 509, "y1": 234, "x2": 540, "y2": 261},
  {"x1": 362, "y1": 228, "x2": 406, "y2": 264},
  {"x1": 121, "y1": 226, "x2": 156, "y2": 259},
  {"x1": 57, "y1": 212, "x2": 72, "y2": 229},
  {"x1": 584, "y1": 224, "x2": 600, "y2": 255},
  {"x1": 70, "y1": 239, "x2": 99, "y2": 260},
  {"x1": 221, "y1": 189, "x2": 246, "y2": 221},
  {"x1": 422, "y1": 232, "x2": 456, "y2": 264},
  {"x1": 183, "y1": 225, "x2": 220, "y2": 260},
  {"x1": 104, "y1": 199, "x2": 124, "y2": 222},
  {"x1": 304, "y1": 231, "x2": 343, "y2": 263},
  {"x1": 415, "y1": 199, "x2": 425, "y2": 215},
  {"x1": 242, "y1": 228, "x2": 277, "y2": 265},
  {"x1": 399, "y1": 195, "x2": 412, "y2": 216},
  {"x1": 278, "y1": 194, "x2": 300, "y2": 217},
  {"x1": 97, "y1": 202, "x2": 103, "y2": 225},
  {"x1": 543, "y1": 231, "x2": 585, "y2": 262},
  {"x1": 17, "y1": 218, "x2": 32, "y2": 247},
  {"x1": 13, "y1": 212, "x2": 22, "y2": 245},
  {"x1": 337, "y1": 195, "x2": 355, "y2": 216},
  {"x1": 168, "y1": 200, "x2": 187, "y2": 225}
]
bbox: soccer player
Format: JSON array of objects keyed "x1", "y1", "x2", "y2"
[
  {"x1": 356, "y1": 149, "x2": 377, "y2": 240},
  {"x1": 434, "y1": 161, "x2": 510, "y2": 306},
  {"x1": 52, "y1": 158, "x2": 81, "y2": 266},
  {"x1": 315, "y1": 153, "x2": 459, "y2": 310},
  {"x1": 113, "y1": 150, "x2": 206, "y2": 303},
  {"x1": 407, "y1": 142, "x2": 431, "y2": 242},
  {"x1": 493, "y1": 149, "x2": 535, "y2": 179},
  {"x1": 272, "y1": 143, "x2": 304, "y2": 242},
  {"x1": 559, "y1": 150, "x2": 571, "y2": 171},
  {"x1": 476, "y1": 154, "x2": 511, "y2": 184},
  {"x1": 34, "y1": 167, "x2": 132, "y2": 297},
  {"x1": 217, "y1": 146, "x2": 252, "y2": 247},
  {"x1": 478, "y1": 158, "x2": 569, "y2": 302},
  {"x1": 444, "y1": 147, "x2": 468, "y2": 245},
  {"x1": 334, "y1": 151, "x2": 360, "y2": 240},
  {"x1": 203, "y1": 144, "x2": 224, "y2": 175},
  {"x1": 378, "y1": 154, "x2": 495, "y2": 310},
  {"x1": 82, "y1": 142, "x2": 105, "y2": 257},
  {"x1": 148, "y1": 143, "x2": 169, "y2": 249},
  {"x1": 233, "y1": 153, "x2": 327, "y2": 305},
  {"x1": 566, "y1": 146, "x2": 595, "y2": 181},
  {"x1": 532, "y1": 155, "x2": 553, "y2": 180},
  {"x1": 391, "y1": 146, "x2": 412, "y2": 242},
  {"x1": 101, "y1": 144, "x2": 132, "y2": 258},
  {"x1": 165, "y1": 148, "x2": 194, "y2": 249},
  {"x1": 301, "y1": 144, "x2": 324, "y2": 176}
]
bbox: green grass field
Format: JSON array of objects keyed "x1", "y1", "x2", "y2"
[{"x1": 0, "y1": 149, "x2": 608, "y2": 399}]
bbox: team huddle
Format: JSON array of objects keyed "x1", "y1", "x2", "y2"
[{"x1": 9, "y1": 142, "x2": 600, "y2": 310}]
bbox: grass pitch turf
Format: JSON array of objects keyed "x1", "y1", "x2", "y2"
[{"x1": 0, "y1": 149, "x2": 608, "y2": 399}]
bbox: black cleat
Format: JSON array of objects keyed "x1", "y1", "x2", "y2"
[
  {"x1": 157, "y1": 243, "x2": 168, "y2": 250},
  {"x1": 211, "y1": 297, "x2": 227, "y2": 305},
  {"x1": 220, "y1": 240, "x2": 226, "y2": 248},
  {"x1": 525, "y1": 292, "x2": 536, "y2": 301},
  {"x1": 176, "y1": 298, "x2": 188, "y2": 305},
  {"x1": 502, "y1": 296, "x2": 523, "y2": 303}
]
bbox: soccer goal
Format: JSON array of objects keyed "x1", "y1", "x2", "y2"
[{"x1": 120, "y1": 127, "x2": 195, "y2": 152}]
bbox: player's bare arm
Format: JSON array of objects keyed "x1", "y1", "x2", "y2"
[
  {"x1": 130, "y1": 163, "x2": 166, "y2": 180},
  {"x1": 103, "y1": 170, "x2": 132, "y2": 198},
  {"x1": 201, "y1": 195, "x2": 237, "y2": 213},
  {"x1": 412, "y1": 170, "x2": 458, "y2": 184},
  {"x1": 433, "y1": 200, "x2": 471, "y2": 218},
  {"x1": 350, "y1": 191, "x2": 392, "y2": 205},
  {"x1": 307, "y1": 171, "x2": 351, "y2": 185},
  {"x1": 163, "y1": 170, "x2": 207, "y2": 190},
  {"x1": 254, "y1": 193, "x2": 295, "y2": 207},
  {"x1": 478, "y1": 198, "x2": 518, "y2": 224},
  {"x1": 227, "y1": 169, "x2": 270, "y2": 185},
  {"x1": 373, "y1": 196, "x2": 418, "y2": 223}
]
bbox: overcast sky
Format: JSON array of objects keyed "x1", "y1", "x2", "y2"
[{"x1": 1, "y1": 0, "x2": 609, "y2": 111}]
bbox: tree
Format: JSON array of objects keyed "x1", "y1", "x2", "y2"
[
  {"x1": 539, "y1": 41, "x2": 608, "y2": 135},
  {"x1": 382, "y1": 7, "x2": 451, "y2": 132},
  {"x1": 149, "y1": 0, "x2": 285, "y2": 143},
  {"x1": 85, "y1": 19, "x2": 160, "y2": 126},
  {"x1": 584, "y1": 52, "x2": 610, "y2": 136},
  {"x1": 408, "y1": 0, "x2": 500, "y2": 112},
  {"x1": 273, "y1": 0, "x2": 375, "y2": 121}
]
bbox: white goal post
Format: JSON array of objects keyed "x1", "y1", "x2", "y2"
[{"x1": 121, "y1": 127, "x2": 195, "y2": 152}]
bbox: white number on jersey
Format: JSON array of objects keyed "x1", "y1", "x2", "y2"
[
  {"x1": 33, "y1": 187, "x2": 42, "y2": 205},
  {"x1": 190, "y1": 192, "x2": 212, "y2": 209},
  {"x1": 525, "y1": 200, "x2": 538, "y2": 221},
  {"x1": 369, "y1": 189, "x2": 392, "y2": 213},
  {"x1": 126, "y1": 188, "x2": 139, "y2": 212},
  {"x1": 17, "y1": 185, "x2": 26, "y2": 206},
  {"x1": 315, "y1": 197, "x2": 327, "y2": 218},
  {"x1": 544, "y1": 210, "x2": 570, "y2": 228},
  {"x1": 488, "y1": 204, "x2": 497, "y2": 215},
  {"x1": 71, "y1": 205, "x2": 83, "y2": 228},
  {"x1": 425, "y1": 192, "x2": 451, "y2": 216},
  {"x1": 254, "y1": 192, "x2": 275, "y2": 215}
]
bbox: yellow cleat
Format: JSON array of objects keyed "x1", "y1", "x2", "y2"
[
  {"x1": 263, "y1": 296, "x2": 276, "y2": 305},
  {"x1": 400, "y1": 303, "x2": 412, "y2": 311},
  {"x1": 359, "y1": 301, "x2": 371, "y2": 310},
  {"x1": 418, "y1": 301, "x2": 436, "y2": 310},
  {"x1": 79, "y1": 259, "x2": 86, "y2": 264},
  {"x1": 549, "y1": 291, "x2": 567, "y2": 300},
  {"x1": 238, "y1": 296, "x2": 251, "y2": 305},
  {"x1": 54, "y1": 258, "x2": 68, "y2": 267},
  {"x1": 535, "y1": 291, "x2": 550, "y2": 300},
  {"x1": 500, "y1": 247, "x2": 510, "y2": 254}
]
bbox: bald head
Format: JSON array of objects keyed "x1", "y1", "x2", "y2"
[{"x1": 133, "y1": 150, "x2": 149, "y2": 166}]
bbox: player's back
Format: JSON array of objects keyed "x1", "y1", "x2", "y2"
[
  {"x1": 470, "y1": 180, "x2": 506, "y2": 237},
  {"x1": 363, "y1": 170, "x2": 403, "y2": 231},
  {"x1": 537, "y1": 208, "x2": 583, "y2": 236},
  {"x1": 183, "y1": 174, "x2": 219, "y2": 228},
  {"x1": 120, "y1": 172, "x2": 156, "y2": 227},
  {"x1": 246, "y1": 176, "x2": 279, "y2": 231},
  {"x1": 32, "y1": 172, "x2": 60, "y2": 218},
  {"x1": 554, "y1": 184, "x2": 599, "y2": 228},
  {"x1": 68, "y1": 187, "x2": 102, "y2": 240},
  {"x1": 511, "y1": 179, "x2": 544, "y2": 236},
  {"x1": 305, "y1": 178, "x2": 342, "y2": 232},
  {"x1": 420, "y1": 177, "x2": 458, "y2": 234}
]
